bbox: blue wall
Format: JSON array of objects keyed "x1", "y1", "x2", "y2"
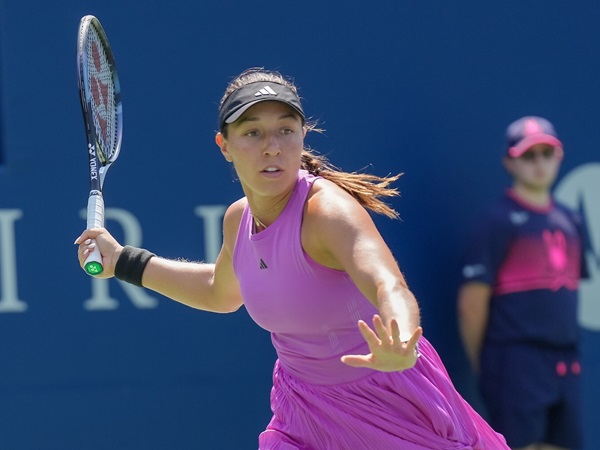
[{"x1": 1, "y1": 1, "x2": 599, "y2": 449}]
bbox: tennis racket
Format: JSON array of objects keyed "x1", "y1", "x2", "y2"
[{"x1": 77, "y1": 15, "x2": 123, "y2": 276}]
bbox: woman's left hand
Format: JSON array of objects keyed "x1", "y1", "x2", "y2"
[{"x1": 341, "y1": 315, "x2": 423, "y2": 372}]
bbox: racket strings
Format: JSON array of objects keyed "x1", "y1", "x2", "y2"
[{"x1": 86, "y1": 29, "x2": 118, "y2": 163}]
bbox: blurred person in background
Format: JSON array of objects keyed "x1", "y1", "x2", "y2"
[{"x1": 458, "y1": 116, "x2": 589, "y2": 450}]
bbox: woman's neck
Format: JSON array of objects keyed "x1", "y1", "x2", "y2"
[{"x1": 248, "y1": 188, "x2": 295, "y2": 230}]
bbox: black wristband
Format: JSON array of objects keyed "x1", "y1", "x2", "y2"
[{"x1": 114, "y1": 246, "x2": 155, "y2": 287}]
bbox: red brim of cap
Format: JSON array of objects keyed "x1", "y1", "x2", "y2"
[{"x1": 508, "y1": 134, "x2": 563, "y2": 157}]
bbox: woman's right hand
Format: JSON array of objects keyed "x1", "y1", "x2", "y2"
[{"x1": 74, "y1": 228, "x2": 123, "y2": 278}]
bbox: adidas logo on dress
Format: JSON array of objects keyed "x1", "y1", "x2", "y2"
[{"x1": 259, "y1": 259, "x2": 268, "y2": 269}]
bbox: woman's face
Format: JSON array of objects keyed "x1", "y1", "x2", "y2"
[
  {"x1": 217, "y1": 101, "x2": 306, "y2": 197},
  {"x1": 504, "y1": 143, "x2": 563, "y2": 192}
]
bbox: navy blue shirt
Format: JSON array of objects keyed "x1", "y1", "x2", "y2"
[{"x1": 460, "y1": 190, "x2": 588, "y2": 347}]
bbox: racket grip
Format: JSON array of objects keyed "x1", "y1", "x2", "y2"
[{"x1": 84, "y1": 193, "x2": 105, "y2": 276}]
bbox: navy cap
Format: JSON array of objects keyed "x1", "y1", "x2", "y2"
[
  {"x1": 219, "y1": 81, "x2": 304, "y2": 131},
  {"x1": 506, "y1": 116, "x2": 563, "y2": 157}
]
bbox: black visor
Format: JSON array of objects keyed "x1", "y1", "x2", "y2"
[{"x1": 219, "y1": 81, "x2": 304, "y2": 131}]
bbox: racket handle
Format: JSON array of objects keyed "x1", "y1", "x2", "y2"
[{"x1": 84, "y1": 193, "x2": 105, "y2": 276}]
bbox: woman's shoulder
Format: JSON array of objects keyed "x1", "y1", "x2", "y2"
[
  {"x1": 305, "y1": 178, "x2": 371, "y2": 237},
  {"x1": 222, "y1": 198, "x2": 247, "y2": 243},
  {"x1": 225, "y1": 197, "x2": 247, "y2": 216},
  {"x1": 307, "y1": 178, "x2": 360, "y2": 216},
  {"x1": 302, "y1": 177, "x2": 381, "y2": 268},
  {"x1": 309, "y1": 176, "x2": 348, "y2": 200}
]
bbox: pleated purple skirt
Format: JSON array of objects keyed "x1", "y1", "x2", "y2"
[{"x1": 259, "y1": 337, "x2": 508, "y2": 449}]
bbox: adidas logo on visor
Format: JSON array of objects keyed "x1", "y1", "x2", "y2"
[{"x1": 255, "y1": 86, "x2": 277, "y2": 97}]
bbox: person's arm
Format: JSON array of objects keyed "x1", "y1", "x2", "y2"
[
  {"x1": 140, "y1": 241, "x2": 242, "y2": 313},
  {"x1": 302, "y1": 180, "x2": 421, "y2": 372},
  {"x1": 75, "y1": 202, "x2": 244, "y2": 313},
  {"x1": 457, "y1": 282, "x2": 491, "y2": 374}
]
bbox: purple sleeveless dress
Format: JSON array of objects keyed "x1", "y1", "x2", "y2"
[{"x1": 233, "y1": 170, "x2": 508, "y2": 449}]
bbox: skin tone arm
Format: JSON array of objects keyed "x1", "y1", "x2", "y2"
[
  {"x1": 457, "y1": 282, "x2": 491, "y2": 374},
  {"x1": 302, "y1": 179, "x2": 422, "y2": 372},
  {"x1": 74, "y1": 200, "x2": 246, "y2": 313}
]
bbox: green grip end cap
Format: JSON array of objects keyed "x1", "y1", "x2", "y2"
[{"x1": 85, "y1": 262, "x2": 104, "y2": 276}]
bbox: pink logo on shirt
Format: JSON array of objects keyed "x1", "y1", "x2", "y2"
[{"x1": 543, "y1": 230, "x2": 567, "y2": 271}]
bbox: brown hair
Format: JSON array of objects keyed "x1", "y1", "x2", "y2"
[{"x1": 219, "y1": 68, "x2": 401, "y2": 219}]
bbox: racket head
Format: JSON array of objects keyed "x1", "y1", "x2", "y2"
[{"x1": 77, "y1": 15, "x2": 122, "y2": 170}]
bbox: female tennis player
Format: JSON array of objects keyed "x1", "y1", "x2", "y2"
[{"x1": 76, "y1": 68, "x2": 509, "y2": 449}]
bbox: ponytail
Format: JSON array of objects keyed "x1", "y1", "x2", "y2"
[{"x1": 301, "y1": 149, "x2": 400, "y2": 219}]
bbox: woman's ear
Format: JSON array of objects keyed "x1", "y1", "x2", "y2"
[{"x1": 215, "y1": 133, "x2": 232, "y2": 162}]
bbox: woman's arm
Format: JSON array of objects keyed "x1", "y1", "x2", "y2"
[
  {"x1": 140, "y1": 241, "x2": 243, "y2": 313},
  {"x1": 75, "y1": 201, "x2": 244, "y2": 313},
  {"x1": 302, "y1": 179, "x2": 422, "y2": 371}
]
